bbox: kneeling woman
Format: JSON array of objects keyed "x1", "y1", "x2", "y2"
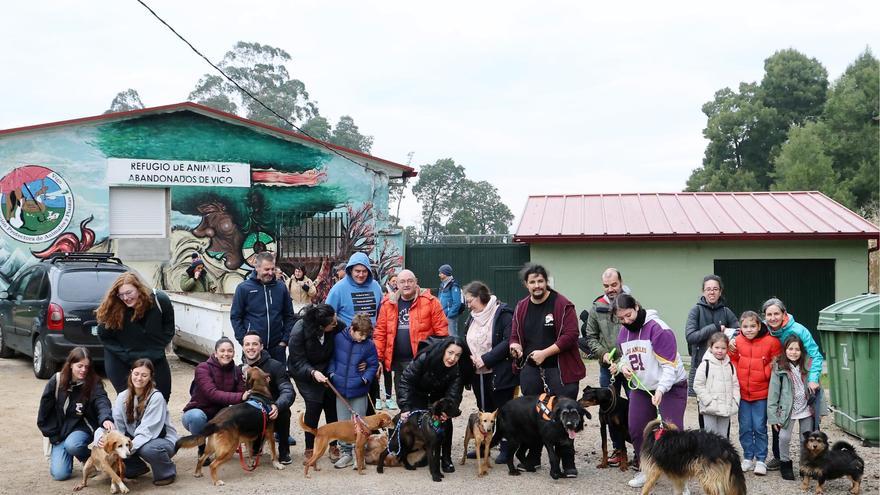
[
  {"x1": 397, "y1": 336, "x2": 473, "y2": 473},
  {"x1": 610, "y1": 294, "x2": 688, "y2": 489},
  {"x1": 38, "y1": 347, "x2": 114, "y2": 481},
  {"x1": 96, "y1": 358, "x2": 178, "y2": 486}
]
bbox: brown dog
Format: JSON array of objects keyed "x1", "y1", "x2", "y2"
[
  {"x1": 299, "y1": 411, "x2": 394, "y2": 477},
  {"x1": 74, "y1": 430, "x2": 133, "y2": 494},
  {"x1": 364, "y1": 433, "x2": 426, "y2": 467},
  {"x1": 460, "y1": 410, "x2": 497, "y2": 476},
  {"x1": 175, "y1": 367, "x2": 283, "y2": 486}
]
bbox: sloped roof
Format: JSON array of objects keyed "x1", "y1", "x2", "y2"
[
  {"x1": 0, "y1": 102, "x2": 416, "y2": 177},
  {"x1": 514, "y1": 192, "x2": 879, "y2": 242}
]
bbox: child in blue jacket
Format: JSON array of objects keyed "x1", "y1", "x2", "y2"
[{"x1": 327, "y1": 313, "x2": 379, "y2": 469}]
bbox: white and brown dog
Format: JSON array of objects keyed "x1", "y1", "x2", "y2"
[
  {"x1": 74, "y1": 430, "x2": 133, "y2": 494},
  {"x1": 461, "y1": 410, "x2": 497, "y2": 476}
]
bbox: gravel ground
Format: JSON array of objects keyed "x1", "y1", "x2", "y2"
[{"x1": 2, "y1": 353, "x2": 877, "y2": 495}]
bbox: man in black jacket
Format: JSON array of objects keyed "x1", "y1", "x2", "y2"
[{"x1": 241, "y1": 331, "x2": 296, "y2": 465}]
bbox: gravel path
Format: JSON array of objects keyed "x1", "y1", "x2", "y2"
[{"x1": 2, "y1": 354, "x2": 876, "y2": 494}]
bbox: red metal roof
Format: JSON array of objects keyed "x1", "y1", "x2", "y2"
[
  {"x1": 0, "y1": 102, "x2": 416, "y2": 177},
  {"x1": 514, "y1": 192, "x2": 880, "y2": 242}
]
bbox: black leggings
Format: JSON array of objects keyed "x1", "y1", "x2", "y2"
[
  {"x1": 104, "y1": 350, "x2": 172, "y2": 401},
  {"x1": 472, "y1": 374, "x2": 515, "y2": 413},
  {"x1": 302, "y1": 389, "x2": 338, "y2": 450}
]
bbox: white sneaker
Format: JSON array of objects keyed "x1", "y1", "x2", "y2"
[
  {"x1": 334, "y1": 453, "x2": 354, "y2": 469},
  {"x1": 628, "y1": 472, "x2": 647, "y2": 488},
  {"x1": 374, "y1": 399, "x2": 384, "y2": 411},
  {"x1": 754, "y1": 461, "x2": 767, "y2": 476},
  {"x1": 741, "y1": 459, "x2": 754, "y2": 472}
]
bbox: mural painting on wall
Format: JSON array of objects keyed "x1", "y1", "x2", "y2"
[{"x1": 0, "y1": 112, "x2": 403, "y2": 296}]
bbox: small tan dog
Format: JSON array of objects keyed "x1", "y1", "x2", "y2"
[
  {"x1": 460, "y1": 410, "x2": 497, "y2": 476},
  {"x1": 300, "y1": 411, "x2": 394, "y2": 477},
  {"x1": 74, "y1": 430, "x2": 133, "y2": 494},
  {"x1": 364, "y1": 433, "x2": 426, "y2": 467}
]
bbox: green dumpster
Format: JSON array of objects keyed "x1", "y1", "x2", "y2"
[{"x1": 817, "y1": 294, "x2": 880, "y2": 444}]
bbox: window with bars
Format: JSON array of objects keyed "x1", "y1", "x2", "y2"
[{"x1": 277, "y1": 211, "x2": 347, "y2": 259}]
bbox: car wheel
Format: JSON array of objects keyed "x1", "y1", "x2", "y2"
[
  {"x1": 33, "y1": 335, "x2": 57, "y2": 379},
  {"x1": 0, "y1": 322, "x2": 14, "y2": 358}
]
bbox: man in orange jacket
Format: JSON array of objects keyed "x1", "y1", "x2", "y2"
[{"x1": 374, "y1": 269, "x2": 449, "y2": 395}]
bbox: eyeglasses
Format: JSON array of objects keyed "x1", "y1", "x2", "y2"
[
  {"x1": 117, "y1": 289, "x2": 138, "y2": 300},
  {"x1": 703, "y1": 287, "x2": 721, "y2": 292}
]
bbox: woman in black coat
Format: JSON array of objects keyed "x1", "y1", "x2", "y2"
[
  {"x1": 287, "y1": 303, "x2": 344, "y2": 461},
  {"x1": 37, "y1": 347, "x2": 114, "y2": 481},
  {"x1": 397, "y1": 336, "x2": 473, "y2": 473}
]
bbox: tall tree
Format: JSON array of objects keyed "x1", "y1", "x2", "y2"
[
  {"x1": 329, "y1": 115, "x2": 374, "y2": 153},
  {"x1": 189, "y1": 42, "x2": 317, "y2": 129},
  {"x1": 772, "y1": 122, "x2": 854, "y2": 206},
  {"x1": 104, "y1": 89, "x2": 144, "y2": 114},
  {"x1": 411, "y1": 158, "x2": 466, "y2": 238},
  {"x1": 445, "y1": 180, "x2": 514, "y2": 235},
  {"x1": 299, "y1": 115, "x2": 331, "y2": 141},
  {"x1": 760, "y1": 49, "x2": 829, "y2": 127}
]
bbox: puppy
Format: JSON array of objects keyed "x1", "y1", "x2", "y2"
[
  {"x1": 299, "y1": 411, "x2": 394, "y2": 477},
  {"x1": 175, "y1": 367, "x2": 283, "y2": 486},
  {"x1": 460, "y1": 410, "x2": 497, "y2": 476},
  {"x1": 493, "y1": 394, "x2": 588, "y2": 479},
  {"x1": 363, "y1": 433, "x2": 426, "y2": 467},
  {"x1": 640, "y1": 419, "x2": 747, "y2": 495},
  {"x1": 378, "y1": 398, "x2": 461, "y2": 482},
  {"x1": 578, "y1": 385, "x2": 631, "y2": 471},
  {"x1": 800, "y1": 430, "x2": 864, "y2": 495},
  {"x1": 74, "y1": 430, "x2": 133, "y2": 494}
]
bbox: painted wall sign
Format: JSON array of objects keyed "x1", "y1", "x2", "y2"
[
  {"x1": 107, "y1": 158, "x2": 251, "y2": 187},
  {"x1": 0, "y1": 165, "x2": 75, "y2": 244}
]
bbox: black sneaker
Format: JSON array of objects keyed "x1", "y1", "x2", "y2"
[
  {"x1": 153, "y1": 475, "x2": 175, "y2": 486},
  {"x1": 278, "y1": 453, "x2": 292, "y2": 465},
  {"x1": 466, "y1": 450, "x2": 477, "y2": 459},
  {"x1": 441, "y1": 460, "x2": 455, "y2": 473},
  {"x1": 562, "y1": 467, "x2": 578, "y2": 478},
  {"x1": 765, "y1": 458, "x2": 781, "y2": 471}
]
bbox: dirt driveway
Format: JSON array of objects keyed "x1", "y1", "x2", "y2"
[{"x1": 2, "y1": 353, "x2": 876, "y2": 495}]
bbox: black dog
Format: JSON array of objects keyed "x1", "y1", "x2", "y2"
[
  {"x1": 493, "y1": 394, "x2": 588, "y2": 479},
  {"x1": 800, "y1": 430, "x2": 864, "y2": 494},
  {"x1": 578, "y1": 385, "x2": 631, "y2": 471},
  {"x1": 640, "y1": 419, "x2": 746, "y2": 495},
  {"x1": 377, "y1": 398, "x2": 461, "y2": 482}
]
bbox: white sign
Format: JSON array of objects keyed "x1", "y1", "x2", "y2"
[{"x1": 107, "y1": 158, "x2": 251, "y2": 188}]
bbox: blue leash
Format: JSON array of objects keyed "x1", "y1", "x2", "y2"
[{"x1": 387, "y1": 410, "x2": 427, "y2": 457}]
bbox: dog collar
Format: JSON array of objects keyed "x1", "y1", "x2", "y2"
[{"x1": 536, "y1": 393, "x2": 556, "y2": 422}]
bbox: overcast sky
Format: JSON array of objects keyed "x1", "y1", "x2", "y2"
[{"x1": 1, "y1": 1, "x2": 876, "y2": 229}]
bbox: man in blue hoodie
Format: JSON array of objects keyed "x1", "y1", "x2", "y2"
[
  {"x1": 230, "y1": 252, "x2": 296, "y2": 363},
  {"x1": 438, "y1": 264, "x2": 463, "y2": 337},
  {"x1": 325, "y1": 252, "x2": 384, "y2": 326}
]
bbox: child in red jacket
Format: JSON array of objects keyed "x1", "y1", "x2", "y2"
[{"x1": 729, "y1": 311, "x2": 782, "y2": 476}]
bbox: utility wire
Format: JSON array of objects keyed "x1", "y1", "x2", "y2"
[{"x1": 133, "y1": 0, "x2": 378, "y2": 175}]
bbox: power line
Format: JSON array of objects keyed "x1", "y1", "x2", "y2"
[{"x1": 133, "y1": 0, "x2": 378, "y2": 175}]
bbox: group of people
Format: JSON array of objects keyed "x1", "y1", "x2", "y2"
[{"x1": 37, "y1": 251, "x2": 828, "y2": 490}]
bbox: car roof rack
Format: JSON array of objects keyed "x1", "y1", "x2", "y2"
[{"x1": 46, "y1": 252, "x2": 124, "y2": 265}]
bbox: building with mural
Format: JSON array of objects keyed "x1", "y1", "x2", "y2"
[{"x1": 0, "y1": 102, "x2": 415, "y2": 296}]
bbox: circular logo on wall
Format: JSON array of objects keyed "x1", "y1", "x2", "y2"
[{"x1": 0, "y1": 165, "x2": 75, "y2": 244}]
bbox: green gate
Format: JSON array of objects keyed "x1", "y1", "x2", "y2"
[
  {"x1": 405, "y1": 243, "x2": 530, "y2": 311},
  {"x1": 714, "y1": 258, "x2": 836, "y2": 351}
]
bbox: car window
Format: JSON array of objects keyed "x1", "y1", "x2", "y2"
[
  {"x1": 22, "y1": 272, "x2": 47, "y2": 300},
  {"x1": 8, "y1": 270, "x2": 36, "y2": 298},
  {"x1": 57, "y1": 271, "x2": 125, "y2": 303}
]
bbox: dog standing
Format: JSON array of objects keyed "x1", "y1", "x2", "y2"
[
  {"x1": 175, "y1": 367, "x2": 284, "y2": 486},
  {"x1": 578, "y1": 385, "x2": 630, "y2": 471},
  {"x1": 299, "y1": 411, "x2": 393, "y2": 477},
  {"x1": 800, "y1": 430, "x2": 864, "y2": 495},
  {"x1": 74, "y1": 430, "x2": 133, "y2": 494},
  {"x1": 377, "y1": 398, "x2": 461, "y2": 482},
  {"x1": 639, "y1": 419, "x2": 747, "y2": 495},
  {"x1": 460, "y1": 410, "x2": 497, "y2": 476}
]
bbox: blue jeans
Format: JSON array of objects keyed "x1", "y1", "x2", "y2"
[
  {"x1": 182, "y1": 408, "x2": 209, "y2": 435},
  {"x1": 447, "y1": 318, "x2": 458, "y2": 337},
  {"x1": 599, "y1": 366, "x2": 629, "y2": 450},
  {"x1": 50, "y1": 430, "x2": 91, "y2": 481},
  {"x1": 335, "y1": 395, "x2": 368, "y2": 455},
  {"x1": 739, "y1": 399, "x2": 768, "y2": 462}
]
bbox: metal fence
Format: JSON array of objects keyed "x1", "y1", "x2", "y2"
[
  {"x1": 275, "y1": 211, "x2": 348, "y2": 260},
  {"x1": 406, "y1": 234, "x2": 515, "y2": 245}
]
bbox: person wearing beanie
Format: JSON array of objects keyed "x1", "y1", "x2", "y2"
[
  {"x1": 180, "y1": 259, "x2": 216, "y2": 293},
  {"x1": 438, "y1": 264, "x2": 463, "y2": 337}
]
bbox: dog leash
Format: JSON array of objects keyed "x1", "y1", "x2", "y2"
[
  {"x1": 235, "y1": 399, "x2": 269, "y2": 472},
  {"x1": 324, "y1": 380, "x2": 370, "y2": 436},
  {"x1": 608, "y1": 349, "x2": 661, "y2": 421},
  {"x1": 386, "y1": 409, "x2": 427, "y2": 457}
]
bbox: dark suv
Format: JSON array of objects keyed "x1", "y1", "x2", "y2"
[{"x1": 0, "y1": 253, "x2": 130, "y2": 378}]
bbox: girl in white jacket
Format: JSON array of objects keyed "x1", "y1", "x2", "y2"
[{"x1": 693, "y1": 332, "x2": 740, "y2": 437}]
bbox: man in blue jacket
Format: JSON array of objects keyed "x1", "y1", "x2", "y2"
[
  {"x1": 231, "y1": 252, "x2": 295, "y2": 363},
  {"x1": 438, "y1": 264, "x2": 462, "y2": 337},
  {"x1": 325, "y1": 252, "x2": 384, "y2": 326}
]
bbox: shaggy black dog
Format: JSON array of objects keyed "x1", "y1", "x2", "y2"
[
  {"x1": 640, "y1": 419, "x2": 746, "y2": 495},
  {"x1": 578, "y1": 385, "x2": 631, "y2": 471},
  {"x1": 493, "y1": 394, "x2": 588, "y2": 479},
  {"x1": 800, "y1": 430, "x2": 864, "y2": 494},
  {"x1": 377, "y1": 398, "x2": 461, "y2": 482}
]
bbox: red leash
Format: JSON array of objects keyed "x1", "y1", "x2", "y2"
[
  {"x1": 236, "y1": 401, "x2": 268, "y2": 472},
  {"x1": 325, "y1": 381, "x2": 370, "y2": 436}
]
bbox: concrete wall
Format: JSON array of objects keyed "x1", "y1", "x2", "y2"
[{"x1": 530, "y1": 239, "x2": 870, "y2": 353}]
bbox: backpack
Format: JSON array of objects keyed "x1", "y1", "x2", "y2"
[{"x1": 706, "y1": 361, "x2": 735, "y2": 378}]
